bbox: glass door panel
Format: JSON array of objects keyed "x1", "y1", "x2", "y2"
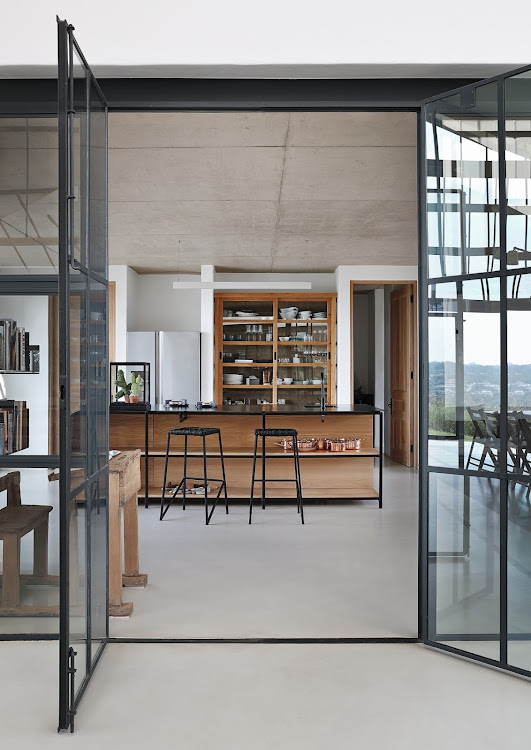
[
  {"x1": 58, "y1": 18, "x2": 109, "y2": 732},
  {"x1": 422, "y1": 63, "x2": 531, "y2": 681}
]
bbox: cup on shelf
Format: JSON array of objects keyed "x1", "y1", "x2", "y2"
[{"x1": 282, "y1": 378, "x2": 293, "y2": 385}]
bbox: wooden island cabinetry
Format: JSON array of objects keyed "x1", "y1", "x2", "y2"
[{"x1": 109, "y1": 405, "x2": 383, "y2": 506}]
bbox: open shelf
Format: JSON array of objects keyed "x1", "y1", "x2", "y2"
[
  {"x1": 143, "y1": 485, "x2": 379, "y2": 500},
  {"x1": 223, "y1": 318, "x2": 274, "y2": 323},
  {"x1": 276, "y1": 341, "x2": 328, "y2": 346},
  {"x1": 223, "y1": 341, "x2": 273, "y2": 346},
  {"x1": 0, "y1": 370, "x2": 39, "y2": 375},
  {"x1": 149, "y1": 447, "x2": 379, "y2": 458},
  {"x1": 278, "y1": 385, "x2": 326, "y2": 389},
  {"x1": 278, "y1": 363, "x2": 328, "y2": 367},
  {"x1": 222, "y1": 385, "x2": 273, "y2": 389},
  {"x1": 222, "y1": 363, "x2": 274, "y2": 367},
  {"x1": 277, "y1": 319, "x2": 327, "y2": 324}
]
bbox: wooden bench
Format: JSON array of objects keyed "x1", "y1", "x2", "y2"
[{"x1": 0, "y1": 471, "x2": 59, "y2": 616}]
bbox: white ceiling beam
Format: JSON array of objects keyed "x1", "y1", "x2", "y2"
[{"x1": 173, "y1": 281, "x2": 312, "y2": 290}]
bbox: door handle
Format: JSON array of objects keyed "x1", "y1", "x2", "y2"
[{"x1": 387, "y1": 402, "x2": 392, "y2": 413}]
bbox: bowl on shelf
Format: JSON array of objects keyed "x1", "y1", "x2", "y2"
[
  {"x1": 279, "y1": 337, "x2": 290, "y2": 341},
  {"x1": 311, "y1": 379, "x2": 322, "y2": 385},
  {"x1": 282, "y1": 377, "x2": 293, "y2": 385}
]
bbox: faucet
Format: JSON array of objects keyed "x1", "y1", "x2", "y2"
[{"x1": 320, "y1": 372, "x2": 326, "y2": 422}]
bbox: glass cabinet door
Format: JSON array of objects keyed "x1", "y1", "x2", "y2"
[{"x1": 216, "y1": 294, "x2": 336, "y2": 406}]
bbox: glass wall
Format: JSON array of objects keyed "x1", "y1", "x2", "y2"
[
  {"x1": 0, "y1": 117, "x2": 60, "y2": 636},
  {"x1": 423, "y1": 66, "x2": 531, "y2": 676}
]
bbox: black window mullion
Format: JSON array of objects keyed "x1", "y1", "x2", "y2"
[{"x1": 497, "y1": 77, "x2": 509, "y2": 667}]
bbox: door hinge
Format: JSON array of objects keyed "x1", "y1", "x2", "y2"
[{"x1": 68, "y1": 646, "x2": 77, "y2": 733}]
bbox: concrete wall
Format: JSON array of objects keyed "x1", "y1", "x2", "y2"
[
  {"x1": 2, "y1": 1, "x2": 528, "y2": 74},
  {"x1": 0, "y1": 296, "x2": 49, "y2": 454}
]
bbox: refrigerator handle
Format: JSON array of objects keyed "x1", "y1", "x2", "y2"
[{"x1": 155, "y1": 332, "x2": 161, "y2": 407}]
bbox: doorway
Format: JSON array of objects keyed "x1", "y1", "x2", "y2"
[{"x1": 351, "y1": 280, "x2": 417, "y2": 468}]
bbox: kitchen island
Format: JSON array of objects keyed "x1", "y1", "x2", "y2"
[{"x1": 109, "y1": 405, "x2": 383, "y2": 507}]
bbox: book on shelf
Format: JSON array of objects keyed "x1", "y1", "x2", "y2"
[
  {"x1": 0, "y1": 400, "x2": 29, "y2": 455},
  {"x1": 0, "y1": 319, "x2": 39, "y2": 372}
]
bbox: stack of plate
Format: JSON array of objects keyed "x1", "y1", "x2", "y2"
[
  {"x1": 279, "y1": 307, "x2": 298, "y2": 319},
  {"x1": 223, "y1": 374, "x2": 244, "y2": 385},
  {"x1": 313, "y1": 311, "x2": 327, "y2": 319},
  {"x1": 235, "y1": 310, "x2": 258, "y2": 317},
  {"x1": 298, "y1": 310, "x2": 312, "y2": 320}
]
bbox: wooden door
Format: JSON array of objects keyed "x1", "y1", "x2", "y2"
[{"x1": 390, "y1": 285, "x2": 414, "y2": 466}]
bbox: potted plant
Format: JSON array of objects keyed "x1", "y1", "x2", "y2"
[
  {"x1": 129, "y1": 372, "x2": 143, "y2": 403},
  {"x1": 114, "y1": 369, "x2": 132, "y2": 402}
]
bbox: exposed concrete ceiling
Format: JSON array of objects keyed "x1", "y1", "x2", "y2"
[
  {"x1": 108, "y1": 112, "x2": 418, "y2": 273},
  {"x1": 0, "y1": 112, "x2": 418, "y2": 274}
]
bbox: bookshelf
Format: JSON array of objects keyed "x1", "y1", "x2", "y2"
[
  {"x1": 0, "y1": 400, "x2": 29, "y2": 455},
  {"x1": 0, "y1": 318, "x2": 40, "y2": 374}
]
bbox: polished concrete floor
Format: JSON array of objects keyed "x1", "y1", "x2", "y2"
[
  {"x1": 2, "y1": 640, "x2": 530, "y2": 748},
  {"x1": 110, "y1": 458, "x2": 419, "y2": 638}
]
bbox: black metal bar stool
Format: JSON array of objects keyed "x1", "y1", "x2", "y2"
[
  {"x1": 249, "y1": 428, "x2": 304, "y2": 524},
  {"x1": 160, "y1": 427, "x2": 228, "y2": 525}
]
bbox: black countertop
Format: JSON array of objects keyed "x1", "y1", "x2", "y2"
[{"x1": 141, "y1": 404, "x2": 382, "y2": 416}]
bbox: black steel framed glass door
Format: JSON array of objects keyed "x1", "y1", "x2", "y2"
[
  {"x1": 420, "y1": 64, "x2": 531, "y2": 677},
  {"x1": 58, "y1": 18, "x2": 109, "y2": 732}
]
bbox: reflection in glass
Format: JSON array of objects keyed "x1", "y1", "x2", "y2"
[
  {"x1": 429, "y1": 472, "x2": 500, "y2": 661},
  {"x1": 0, "y1": 117, "x2": 59, "y2": 274},
  {"x1": 426, "y1": 82, "x2": 499, "y2": 278},
  {"x1": 505, "y1": 71, "x2": 531, "y2": 270},
  {"x1": 428, "y1": 278, "x2": 500, "y2": 470},
  {"x1": 507, "y1": 274, "x2": 531, "y2": 477},
  {"x1": 507, "y1": 477, "x2": 531, "y2": 671}
]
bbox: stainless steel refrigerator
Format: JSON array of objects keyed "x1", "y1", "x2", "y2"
[{"x1": 127, "y1": 331, "x2": 201, "y2": 407}]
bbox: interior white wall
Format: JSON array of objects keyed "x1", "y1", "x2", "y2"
[
  {"x1": 0, "y1": 297, "x2": 48, "y2": 454},
  {"x1": 2, "y1": 1, "x2": 528, "y2": 74},
  {"x1": 335, "y1": 265, "x2": 417, "y2": 405},
  {"x1": 128, "y1": 274, "x2": 201, "y2": 333},
  {"x1": 109, "y1": 265, "x2": 128, "y2": 361}
]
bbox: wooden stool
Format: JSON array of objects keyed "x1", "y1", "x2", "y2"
[{"x1": 0, "y1": 471, "x2": 58, "y2": 616}]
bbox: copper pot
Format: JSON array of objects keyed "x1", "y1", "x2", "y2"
[
  {"x1": 297, "y1": 438, "x2": 316, "y2": 451},
  {"x1": 315, "y1": 437, "x2": 327, "y2": 450},
  {"x1": 346, "y1": 437, "x2": 364, "y2": 450},
  {"x1": 328, "y1": 439, "x2": 346, "y2": 452}
]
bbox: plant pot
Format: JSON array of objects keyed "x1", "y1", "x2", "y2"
[
  {"x1": 130, "y1": 395, "x2": 139, "y2": 404},
  {"x1": 124, "y1": 395, "x2": 131, "y2": 403}
]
